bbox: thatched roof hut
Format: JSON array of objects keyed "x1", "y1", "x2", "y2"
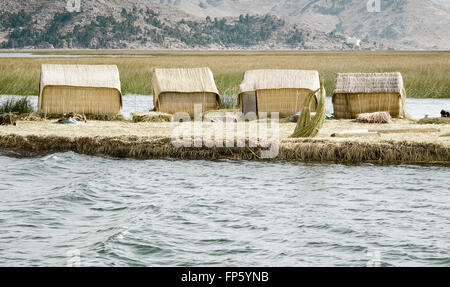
[
  {"x1": 238, "y1": 69, "x2": 323, "y2": 117},
  {"x1": 39, "y1": 64, "x2": 122, "y2": 115},
  {"x1": 332, "y1": 72, "x2": 406, "y2": 119},
  {"x1": 152, "y1": 67, "x2": 220, "y2": 116}
]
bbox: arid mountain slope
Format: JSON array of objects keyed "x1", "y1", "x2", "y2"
[
  {"x1": 147, "y1": 0, "x2": 450, "y2": 49},
  {"x1": 0, "y1": 0, "x2": 384, "y2": 50}
]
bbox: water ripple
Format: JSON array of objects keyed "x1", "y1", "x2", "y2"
[{"x1": 0, "y1": 152, "x2": 449, "y2": 266}]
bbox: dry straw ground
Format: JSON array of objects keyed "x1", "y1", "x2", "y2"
[{"x1": 1, "y1": 119, "x2": 449, "y2": 163}]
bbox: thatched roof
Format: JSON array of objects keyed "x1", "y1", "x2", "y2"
[
  {"x1": 333, "y1": 72, "x2": 404, "y2": 95},
  {"x1": 152, "y1": 67, "x2": 219, "y2": 98},
  {"x1": 239, "y1": 69, "x2": 321, "y2": 95},
  {"x1": 39, "y1": 64, "x2": 122, "y2": 95}
]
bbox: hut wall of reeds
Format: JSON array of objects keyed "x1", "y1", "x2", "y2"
[
  {"x1": 238, "y1": 70, "x2": 323, "y2": 117},
  {"x1": 332, "y1": 72, "x2": 406, "y2": 119},
  {"x1": 152, "y1": 67, "x2": 220, "y2": 116},
  {"x1": 38, "y1": 64, "x2": 122, "y2": 115}
]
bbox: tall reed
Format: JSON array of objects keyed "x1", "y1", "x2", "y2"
[
  {"x1": 0, "y1": 51, "x2": 448, "y2": 98},
  {"x1": 0, "y1": 97, "x2": 34, "y2": 114}
]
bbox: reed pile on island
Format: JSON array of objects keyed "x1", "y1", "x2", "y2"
[{"x1": 291, "y1": 79, "x2": 326, "y2": 138}]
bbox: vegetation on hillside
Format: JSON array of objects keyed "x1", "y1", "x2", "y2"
[
  {"x1": 0, "y1": 8, "x2": 307, "y2": 49},
  {"x1": 177, "y1": 14, "x2": 286, "y2": 47}
]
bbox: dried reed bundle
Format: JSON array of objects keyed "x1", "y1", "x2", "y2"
[
  {"x1": 290, "y1": 79, "x2": 326, "y2": 138},
  {"x1": 132, "y1": 111, "x2": 172, "y2": 123},
  {"x1": 331, "y1": 129, "x2": 380, "y2": 137},
  {"x1": 203, "y1": 109, "x2": 242, "y2": 122},
  {"x1": 356, "y1": 112, "x2": 391, "y2": 123}
]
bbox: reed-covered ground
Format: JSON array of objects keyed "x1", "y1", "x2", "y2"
[
  {"x1": 0, "y1": 119, "x2": 449, "y2": 163},
  {"x1": 0, "y1": 50, "x2": 449, "y2": 99},
  {"x1": 1, "y1": 118, "x2": 449, "y2": 144}
]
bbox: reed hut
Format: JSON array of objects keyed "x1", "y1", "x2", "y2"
[
  {"x1": 238, "y1": 69, "x2": 323, "y2": 117},
  {"x1": 332, "y1": 72, "x2": 406, "y2": 119},
  {"x1": 39, "y1": 64, "x2": 122, "y2": 115},
  {"x1": 152, "y1": 67, "x2": 221, "y2": 116}
]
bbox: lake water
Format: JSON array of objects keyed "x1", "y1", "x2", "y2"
[
  {"x1": 0, "y1": 152, "x2": 448, "y2": 267},
  {"x1": 1, "y1": 95, "x2": 449, "y2": 120},
  {"x1": 1, "y1": 95, "x2": 449, "y2": 266}
]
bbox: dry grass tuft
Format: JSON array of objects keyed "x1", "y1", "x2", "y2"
[
  {"x1": 132, "y1": 111, "x2": 172, "y2": 122},
  {"x1": 0, "y1": 114, "x2": 17, "y2": 126},
  {"x1": 418, "y1": 117, "x2": 450, "y2": 125}
]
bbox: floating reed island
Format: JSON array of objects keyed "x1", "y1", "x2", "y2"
[
  {"x1": 0, "y1": 119, "x2": 449, "y2": 164},
  {"x1": 1, "y1": 64, "x2": 449, "y2": 164}
]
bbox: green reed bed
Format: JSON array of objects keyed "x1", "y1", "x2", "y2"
[
  {"x1": 0, "y1": 51, "x2": 448, "y2": 98},
  {"x1": 0, "y1": 97, "x2": 34, "y2": 114}
]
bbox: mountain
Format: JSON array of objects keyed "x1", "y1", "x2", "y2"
[
  {"x1": 0, "y1": 0, "x2": 195, "y2": 49},
  {"x1": 0, "y1": 0, "x2": 386, "y2": 50},
  {"x1": 146, "y1": 0, "x2": 450, "y2": 50}
]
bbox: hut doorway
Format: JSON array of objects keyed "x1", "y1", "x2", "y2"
[{"x1": 241, "y1": 92, "x2": 257, "y2": 115}]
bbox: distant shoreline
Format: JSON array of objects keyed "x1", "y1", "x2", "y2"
[{"x1": 1, "y1": 49, "x2": 450, "y2": 54}]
